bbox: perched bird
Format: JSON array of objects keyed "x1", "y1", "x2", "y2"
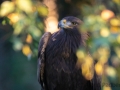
[{"x1": 37, "y1": 16, "x2": 101, "y2": 90}]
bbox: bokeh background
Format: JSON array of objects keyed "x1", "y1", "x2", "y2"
[{"x1": 0, "y1": 0, "x2": 120, "y2": 90}]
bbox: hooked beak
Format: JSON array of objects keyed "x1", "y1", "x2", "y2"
[
  {"x1": 58, "y1": 21, "x2": 61, "y2": 29},
  {"x1": 58, "y1": 19, "x2": 67, "y2": 29}
]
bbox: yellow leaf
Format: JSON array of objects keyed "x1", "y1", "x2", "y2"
[
  {"x1": 103, "y1": 86, "x2": 111, "y2": 90},
  {"x1": 0, "y1": 1, "x2": 14, "y2": 17},
  {"x1": 33, "y1": 29, "x2": 42, "y2": 37},
  {"x1": 117, "y1": 35, "x2": 120, "y2": 43},
  {"x1": 22, "y1": 45, "x2": 32, "y2": 56},
  {"x1": 113, "y1": 0, "x2": 120, "y2": 4},
  {"x1": 26, "y1": 34, "x2": 32, "y2": 43},
  {"x1": 7, "y1": 13, "x2": 19, "y2": 23},
  {"x1": 81, "y1": 56, "x2": 94, "y2": 80},
  {"x1": 100, "y1": 28, "x2": 110, "y2": 37},
  {"x1": 110, "y1": 26, "x2": 119, "y2": 33},
  {"x1": 101, "y1": 9, "x2": 114, "y2": 20},
  {"x1": 110, "y1": 18, "x2": 120, "y2": 26},
  {"x1": 95, "y1": 63, "x2": 103, "y2": 75},
  {"x1": 76, "y1": 50, "x2": 85, "y2": 59},
  {"x1": 13, "y1": 25, "x2": 22, "y2": 35},
  {"x1": 16, "y1": 0, "x2": 32, "y2": 13},
  {"x1": 37, "y1": 6, "x2": 48, "y2": 16},
  {"x1": 85, "y1": 71, "x2": 94, "y2": 80},
  {"x1": 105, "y1": 66, "x2": 116, "y2": 78}
]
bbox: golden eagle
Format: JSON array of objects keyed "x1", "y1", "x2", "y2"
[{"x1": 37, "y1": 16, "x2": 101, "y2": 90}]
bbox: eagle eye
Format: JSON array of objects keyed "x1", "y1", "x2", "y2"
[{"x1": 72, "y1": 22, "x2": 77, "y2": 25}]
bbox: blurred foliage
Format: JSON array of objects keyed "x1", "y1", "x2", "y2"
[
  {"x1": 0, "y1": 0, "x2": 48, "y2": 59},
  {"x1": 0, "y1": 0, "x2": 48, "y2": 90},
  {"x1": 79, "y1": 0, "x2": 120, "y2": 90}
]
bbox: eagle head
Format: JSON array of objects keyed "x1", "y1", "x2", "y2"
[{"x1": 58, "y1": 16, "x2": 82, "y2": 29}]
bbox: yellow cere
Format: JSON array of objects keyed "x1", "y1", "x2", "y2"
[{"x1": 62, "y1": 19, "x2": 67, "y2": 24}]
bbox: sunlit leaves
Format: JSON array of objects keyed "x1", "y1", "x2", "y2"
[
  {"x1": 106, "y1": 66, "x2": 117, "y2": 78},
  {"x1": 13, "y1": 39, "x2": 23, "y2": 51},
  {"x1": 81, "y1": 5, "x2": 105, "y2": 16},
  {"x1": 81, "y1": 55, "x2": 94, "y2": 80},
  {"x1": 16, "y1": 0, "x2": 33, "y2": 13},
  {"x1": 94, "y1": 46, "x2": 110, "y2": 75},
  {"x1": 76, "y1": 49, "x2": 94, "y2": 80},
  {"x1": 2, "y1": 17, "x2": 10, "y2": 25},
  {"x1": 101, "y1": 9, "x2": 115, "y2": 20},
  {"x1": 113, "y1": 0, "x2": 120, "y2": 5},
  {"x1": 103, "y1": 86, "x2": 112, "y2": 90},
  {"x1": 7, "y1": 13, "x2": 20, "y2": 24},
  {"x1": 110, "y1": 18, "x2": 120, "y2": 26},
  {"x1": 0, "y1": 1, "x2": 15, "y2": 17},
  {"x1": 80, "y1": 1, "x2": 120, "y2": 84},
  {"x1": 26, "y1": 34, "x2": 32, "y2": 44},
  {"x1": 1, "y1": 0, "x2": 47, "y2": 58},
  {"x1": 110, "y1": 26, "x2": 120, "y2": 34},
  {"x1": 37, "y1": 5, "x2": 48, "y2": 16},
  {"x1": 95, "y1": 63, "x2": 103, "y2": 75},
  {"x1": 76, "y1": 50, "x2": 85, "y2": 62},
  {"x1": 117, "y1": 35, "x2": 120, "y2": 43},
  {"x1": 111, "y1": 56, "x2": 120, "y2": 67},
  {"x1": 100, "y1": 28, "x2": 110, "y2": 37},
  {"x1": 81, "y1": 15, "x2": 106, "y2": 32},
  {"x1": 29, "y1": 26, "x2": 42, "y2": 38},
  {"x1": 22, "y1": 45, "x2": 32, "y2": 56},
  {"x1": 114, "y1": 47, "x2": 120, "y2": 58}
]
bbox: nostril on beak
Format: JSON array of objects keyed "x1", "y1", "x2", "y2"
[{"x1": 63, "y1": 19, "x2": 66, "y2": 24}]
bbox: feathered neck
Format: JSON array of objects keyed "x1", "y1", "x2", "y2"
[
  {"x1": 59, "y1": 28, "x2": 88, "y2": 47},
  {"x1": 60, "y1": 28, "x2": 80, "y2": 36}
]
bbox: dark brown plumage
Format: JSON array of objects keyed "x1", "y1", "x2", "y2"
[{"x1": 37, "y1": 16, "x2": 101, "y2": 90}]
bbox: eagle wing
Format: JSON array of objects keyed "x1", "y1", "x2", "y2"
[{"x1": 37, "y1": 32, "x2": 51, "y2": 88}]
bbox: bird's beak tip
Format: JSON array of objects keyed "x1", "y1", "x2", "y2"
[{"x1": 58, "y1": 21, "x2": 61, "y2": 29}]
